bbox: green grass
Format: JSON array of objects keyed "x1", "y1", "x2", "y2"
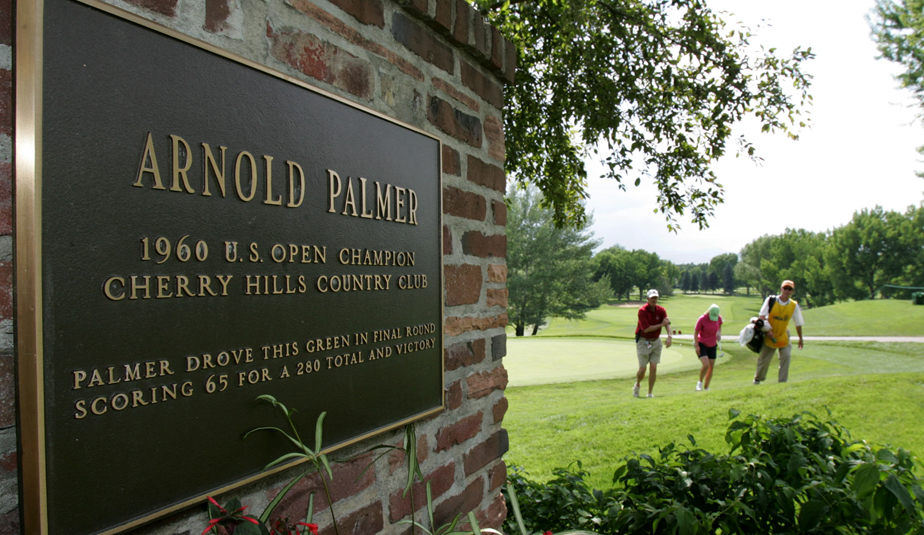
[
  {"x1": 504, "y1": 343, "x2": 924, "y2": 489},
  {"x1": 802, "y1": 298, "x2": 924, "y2": 336}
]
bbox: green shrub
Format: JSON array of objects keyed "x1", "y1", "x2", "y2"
[{"x1": 505, "y1": 411, "x2": 924, "y2": 534}]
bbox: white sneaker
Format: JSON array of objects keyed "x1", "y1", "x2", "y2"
[
  {"x1": 695, "y1": 381, "x2": 703, "y2": 391},
  {"x1": 647, "y1": 393, "x2": 655, "y2": 398},
  {"x1": 753, "y1": 379, "x2": 761, "y2": 385},
  {"x1": 632, "y1": 383, "x2": 640, "y2": 398},
  {"x1": 704, "y1": 387, "x2": 710, "y2": 391}
]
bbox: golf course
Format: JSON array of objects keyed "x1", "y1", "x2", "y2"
[{"x1": 502, "y1": 293, "x2": 924, "y2": 490}]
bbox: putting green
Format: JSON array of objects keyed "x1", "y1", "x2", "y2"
[{"x1": 505, "y1": 337, "x2": 704, "y2": 387}]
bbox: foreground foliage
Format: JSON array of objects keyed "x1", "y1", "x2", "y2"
[{"x1": 506, "y1": 411, "x2": 924, "y2": 534}]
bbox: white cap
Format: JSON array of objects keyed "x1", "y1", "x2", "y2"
[{"x1": 647, "y1": 289, "x2": 659, "y2": 298}]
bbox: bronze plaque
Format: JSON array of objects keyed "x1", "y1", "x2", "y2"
[{"x1": 17, "y1": 0, "x2": 444, "y2": 533}]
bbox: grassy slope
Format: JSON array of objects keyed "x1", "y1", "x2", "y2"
[
  {"x1": 530, "y1": 293, "x2": 924, "y2": 338},
  {"x1": 503, "y1": 294, "x2": 924, "y2": 490}
]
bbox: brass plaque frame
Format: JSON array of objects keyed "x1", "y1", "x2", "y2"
[{"x1": 15, "y1": 0, "x2": 445, "y2": 533}]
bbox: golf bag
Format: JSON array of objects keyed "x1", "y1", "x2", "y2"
[
  {"x1": 742, "y1": 296, "x2": 777, "y2": 354},
  {"x1": 745, "y1": 319, "x2": 767, "y2": 353}
]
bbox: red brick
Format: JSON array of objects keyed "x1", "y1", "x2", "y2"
[
  {"x1": 267, "y1": 25, "x2": 373, "y2": 99},
  {"x1": 463, "y1": 431, "x2": 509, "y2": 477},
  {"x1": 125, "y1": 0, "x2": 177, "y2": 17},
  {"x1": 442, "y1": 145, "x2": 461, "y2": 176},
  {"x1": 490, "y1": 27, "x2": 504, "y2": 71},
  {"x1": 0, "y1": 70, "x2": 12, "y2": 137},
  {"x1": 0, "y1": 263, "x2": 10, "y2": 320},
  {"x1": 432, "y1": 0, "x2": 453, "y2": 34},
  {"x1": 389, "y1": 462, "x2": 455, "y2": 521},
  {"x1": 486, "y1": 264, "x2": 507, "y2": 282},
  {"x1": 329, "y1": 0, "x2": 384, "y2": 27},
  {"x1": 397, "y1": 0, "x2": 428, "y2": 17},
  {"x1": 0, "y1": 451, "x2": 16, "y2": 474},
  {"x1": 486, "y1": 288, "x2": 507, "y2": 308},
  {"x1": 466, "y1": 155, "x2": 505, "y2": 192},
  {"x1": 489, "y1": 461, "x2": 507, "y2": 491},
  {"x1": 452, "y1": 0, "x2": 470, "y2": 46},
  {"x1": 205, "y1": 0, "x2": 233, "y2": 33},
  {"x1": 318, "y1": 500, "x2": 383, "y2": 535},
  {"x1": 434, "y1": 477, "x2": 484, "y2": 528},
  {"x1": 446, "y1": 380, "x2": 463, "y2": 410},
  {"x1": 0, "y1": 0, "x2": 11, "y2": 46},
  {"x1": 444, "y1": 313, "x2": 507, "y2": 337},
  {"x1": 461, "y1": 231, "x2": 506, "y2": 258},
  {"x1": 466, "y1": 366, "x2": 508, "y2": 400},
  {"x1": 433, "y1": 77, "x2": 480, "y2": 112},
  {"x1": 271, "y1": 452, "x2": 376, "y2": 521},
  {"x1": 461, "y1": 61, "x2": 503, "y2": 109},
  {"x1": 393, "y1": 13, "x2": 455, "y2": 74},
  {"x1": 435, "y1": 412, "x2": 482, "y2": 452},
  {"x1": 493, "y1": 200, "x2": 507, "y2": 226},
  {"x1": 443, "y1": 186, "x2": 486, "y2": 222},
  {"x1": 443, "y1": 225, "x2": 453, "y2": 255},
  {"x1": 472, "y1": 12, "x2": 488, "y2": 59},
  {"x1": 484, "y1": 115, "x2": 505, "y2": 161},
  {"x1": 504, "y1": 37, "x2": 517, "y2": 84},
  {"x1": 428, "y1": 96, "x2": 482, "y2": 147},
  {"x1": 473, "y1": 491, "x2": 507, "y2": 530},
  {"x1": 290, "y1": 0, "x2": 424, "y2": 81},
  {"x1": 0, "y1": 510, "x2": 18, "y2": 535},
  {"x1": 444, "y1": 338, "x2": 486, "y2": 371},
  {"x1": 0, "y1": 356, "x2": 12, "y2": 427},
  {"x1": 445, "y1": 263, "x2": 482, "y2": 306},
  {"x1": 0, "y1": 163, "x2": 10, "y2": 235},
  {"x1": 491, "y1": 397, "x2": 508, "y2": 424}
]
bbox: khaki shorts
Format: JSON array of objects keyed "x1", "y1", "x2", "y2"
[{"x1": 636, "y1": 337, "x2": 662, "y2": 366}]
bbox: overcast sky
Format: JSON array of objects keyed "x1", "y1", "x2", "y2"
[{"x1": 585, "y1": 0, "x2": 924, "y2": 265}]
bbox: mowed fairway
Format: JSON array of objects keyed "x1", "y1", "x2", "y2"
[
  {"x1": 502, "y1": 294, "x2": 924, "y2": 490},
  {"x1": 505, "y1": 338, "x2": 701, "y2": 386}
]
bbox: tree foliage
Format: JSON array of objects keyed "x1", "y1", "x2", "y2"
[
  {"x1": 735, "y1": 204, "x2": 924, "y2": 305},
  {"x1": 507, "y1": 186, "x2": 611, "y2": 336},
  {"x1": 477, "y1": 0, "x2": 814, "y2": 228},
  {"x1": 870, "y1": 1, "x2": 924, "y2": 117}
]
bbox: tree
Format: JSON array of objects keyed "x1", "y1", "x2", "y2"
[
  {"x1": 689, "y1": 271, "x2": 700, "y2": 293},
  {"x1": 631, "y1": 249, "x2": 662, "y2": 299},
  {"x1": 477, "y1": 0, "x2": 814, "y2": 228},
  {"x1": 722, "y1": 262, "x2": 736, "y2": 294},
  {"x1": 705, "y1": 270, "x2": 719, "y2": 294},
  {"x1": 680, "y1": 271, "x2": 691, "y2": 293},
  {"x1": 825, "y1": 206, "x2": 914, "y2": 300},
  {"x1": 507, "y1": 186, "x2": 611, "y2": 336},
  {"x1": 870, "y1": 1, "x2": 924, "y2": 131}
]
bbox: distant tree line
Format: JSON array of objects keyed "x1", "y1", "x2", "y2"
[
  {"x1": 508, "y1": 186, "x2": 924, "y2": 336},
  {"x1": 735, "y1": 204, "x2": 924, "y2": 306}
]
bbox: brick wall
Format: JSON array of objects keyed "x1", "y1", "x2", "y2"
[{"x1": 0, "y1": 0, "x2": 511, "y2": 533}]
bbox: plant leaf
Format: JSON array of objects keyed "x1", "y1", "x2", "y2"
[
  {"x1": 314, "y1": 411, "x2": 327, "y2": 454},
  {"x1": 884, "y1": 474, "x2": 916, "y2": 517},
  {"x1": 260, "y1": 468, "x2": 317, "y2": 523},
  {"x1": 798, "y1": 500, "x2": 826, "y2": 531},
  {"x1": 854, "y1": 463, "x2": 880, "y2": 498}
]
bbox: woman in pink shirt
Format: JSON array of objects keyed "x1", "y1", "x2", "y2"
[{"x1": 694, "y1": 304, "x2": 722, "y2": 391}]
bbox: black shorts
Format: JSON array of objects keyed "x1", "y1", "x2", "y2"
[{"x1": 697, "y1": 342, "x2": 717, "y2": 359}]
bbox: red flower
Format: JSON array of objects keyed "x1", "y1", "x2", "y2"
[
  {"x1": 201, "y1": 518, "x2": 222, "y2": 535},
  {"x1": 544, "y1": 531, "x2": 553, "y2": 535},
  {"x1": 298, "y1": 522, "x2": 319, "y2": 535}
]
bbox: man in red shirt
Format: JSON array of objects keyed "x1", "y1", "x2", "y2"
[{"x1": 634, "y1": 289, "x2": 672, "y2": 397}]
